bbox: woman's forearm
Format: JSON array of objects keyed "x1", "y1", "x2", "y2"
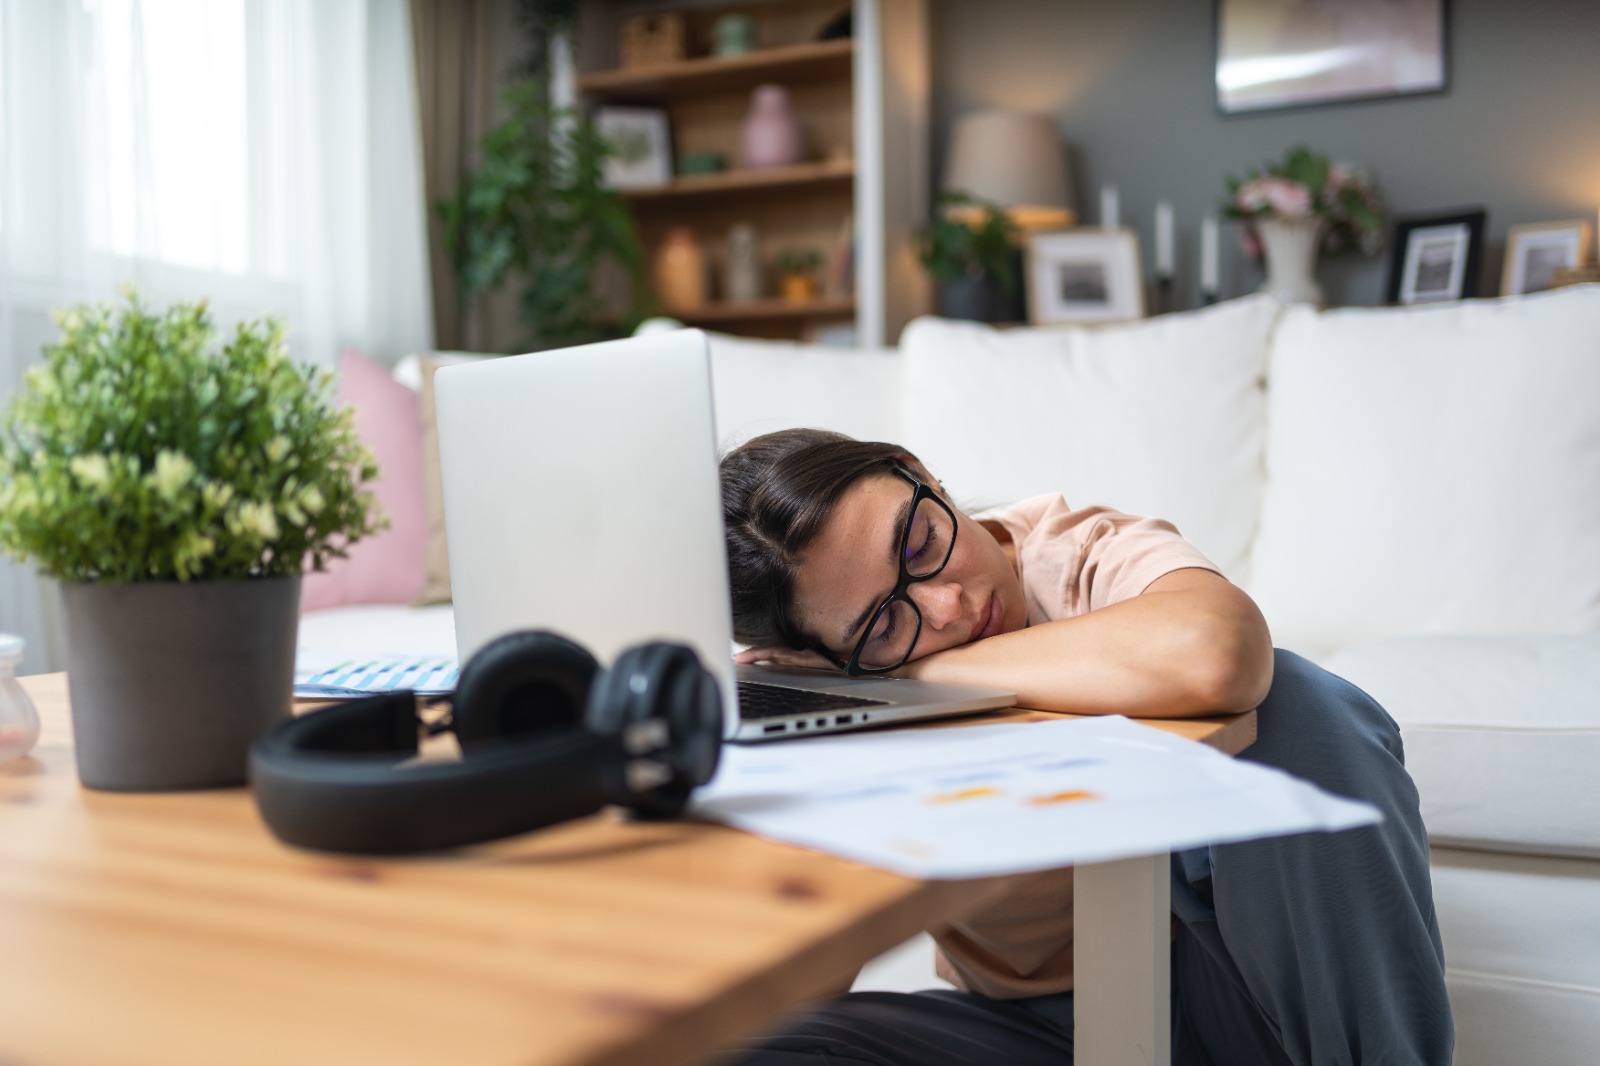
[{"x1": 897, "y1": 569, "x2": 1274, "y2": 717}]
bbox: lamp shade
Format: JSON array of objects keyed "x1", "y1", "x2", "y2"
[{"x1": 941, "y1": 110, "x2": 1075, "y2": 229}]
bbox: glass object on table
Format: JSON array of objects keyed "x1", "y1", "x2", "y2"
[{"x1": 0, "y1": 634, "x2": 40, "y2": 763}]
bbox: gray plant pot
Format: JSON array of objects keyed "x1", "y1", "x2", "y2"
[
  {"x1": 936, "y1": 276, "x2": 998, "y2": 322},
  {"x1": 60, "y1": 576, "x2": 301, "y2": 791}
]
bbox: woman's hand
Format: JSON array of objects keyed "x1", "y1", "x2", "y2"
[{"x1": 734, "y1": 645, "x2": 837, "y2": 671}]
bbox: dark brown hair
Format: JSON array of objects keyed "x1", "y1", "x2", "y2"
[{"x1": 720, "y1": 428, "x2": 907, "y2": 650}]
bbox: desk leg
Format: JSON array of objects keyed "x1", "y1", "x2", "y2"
[{"x1": 1074, "y1": 854, "x2": 1171, "y2": 1066}]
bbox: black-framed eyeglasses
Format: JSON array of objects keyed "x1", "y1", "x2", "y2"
[{"x1": 817, "y1": 467, "x2": 958, "y2": 676}]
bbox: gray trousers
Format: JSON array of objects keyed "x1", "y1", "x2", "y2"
[{"x1": 716, "y1": 650, "x2": 1455, "y2": 1066}]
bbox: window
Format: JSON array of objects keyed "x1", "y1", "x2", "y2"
[{"x1": 90, "y1": 0, "x2": 252, "y2": 273}]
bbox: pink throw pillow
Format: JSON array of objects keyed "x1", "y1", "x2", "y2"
[{"x1": 300, "y1": 348, "x2": 429, "y2": 610}]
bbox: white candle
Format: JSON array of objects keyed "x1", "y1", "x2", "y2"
[
  {"x1": 1155, "y1": 201, "x2": 1175, "y2": 277},
  {"x1": 1100, "y1": 185, "x2": 1120, "y2": 229},
  {"x1": 1200, "y1": 213, "x2": 1220, "y2": 295}
]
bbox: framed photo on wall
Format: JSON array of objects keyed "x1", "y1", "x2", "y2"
[
  {"x1": 1384, "y1": 209, "x2": 1486, "y2": 305},
  {"x1": 593, "y1": 106, "x2": 672, "y2": 188},
  {"x1": 1026, "y1": 229, "x2": 1145, "y2": 325},
  {"x1": 1501, "y1": 220, "x2": 1594, "y2": 296},
  {"x1": 1215, "y1": 0, "x2": 1448, "y2": 114}
]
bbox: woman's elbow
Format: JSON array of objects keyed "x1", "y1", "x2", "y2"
[{"x1": 1188, "y1": 615, "x2": 1274, "y2": 712}]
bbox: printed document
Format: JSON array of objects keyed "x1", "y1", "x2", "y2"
[{"x1": 691, "y1": 715, "x2": 1379, "y2": 879}]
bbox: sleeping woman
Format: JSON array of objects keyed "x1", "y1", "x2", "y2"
[{"x1": 715, "y1": 427, "x2": 1453, "y2": 1066}]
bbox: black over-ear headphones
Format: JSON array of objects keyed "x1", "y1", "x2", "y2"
[{"x1": 250, "y1": 630, "x2": 723, "y2": 854}]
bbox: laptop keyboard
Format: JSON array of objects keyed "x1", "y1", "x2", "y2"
[{"x1": 736, "y1": 680, "x2": 889, "y2": 720}]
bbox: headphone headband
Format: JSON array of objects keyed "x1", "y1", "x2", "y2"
[{"x1": 250, "y1": 632, "x2": 722, "y2": 854}]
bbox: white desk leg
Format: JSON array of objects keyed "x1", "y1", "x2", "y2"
[{"x1": 1074, "y1": 854, "x2": 1171, "y2": 1066}]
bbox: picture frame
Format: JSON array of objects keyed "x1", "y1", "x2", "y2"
[
  {"x1": 1025, "y1": 228, "x2": 1145, "y2": 326},
  {"x1": 1501, "y1": 219, "x2": 1594, "y2": 297},
  {"x1": 1214, "y1": 0, "x2": 1448, "y2": 115},
  {"x1": 593, "y1": 106, "x2": 672, "y2": 189},
  {"x1": 1384, "y1": 209, "x2": 1486, "y2": 305}
]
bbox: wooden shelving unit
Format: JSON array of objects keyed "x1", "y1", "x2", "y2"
[
  {"x1": 618, "y1": 159, "x2": 854, "y2": 206},
  {"x1": 571, "y1": 0, "x2": 929, "y2": 345},
  {"x1": 578, "y1": 38, "x2": 853, "y2": 100}
]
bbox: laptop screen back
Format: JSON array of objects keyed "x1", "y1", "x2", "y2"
[{"x1": 432, "y1": 330, "x2": 741, "y2": 738}]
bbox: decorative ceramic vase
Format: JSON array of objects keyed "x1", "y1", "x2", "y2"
[
  {"x1": 713, "y1": 13, "x2": 754, "y2": 57},
  {"x1": 739, "y1": 84, "x2": 805, "y2": 169},
  {"x1": 1256, "y1": 218, "x2": 1327, "y2": 306},
  {"x1": 655, "y1": 226, "x2": 707, "y2": 312},
  {"x1": 60, "y1": 576, "x2": 301, "y2": 790},
  {"x1": 677, "y1": 151, "x2": 725, "y2": 177},
  {"x1": 725, "y1": 223, "x2": 763, "y2": 304}
]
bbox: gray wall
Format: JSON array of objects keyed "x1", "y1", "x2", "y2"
[{"x1": 931, "y1": 0, "x2": 1600, "y2": 309}]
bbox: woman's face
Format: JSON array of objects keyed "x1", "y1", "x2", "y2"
[{"x1": 791, "y1": 471, "x2": 1028, "y2": 666}]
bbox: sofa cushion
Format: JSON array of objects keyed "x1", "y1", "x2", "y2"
[
  {"x1": 1247, "y1": 287, "x2": 1600, "y2": 658},
  {"x1": 413, "y1": 352, "x2": 492, "y2": 606},
  {"x1": 899, "y1": 295, "x2": 1278, "y2": 578},
  {"x1": 300, "y1": 348, "x2": 428, "y2": 611},
  {"x1": 695, "y1": 329, "x2": 903, "y2": 450},
  {"x1": 1322, "y1": 634, "x2": 1600, "y2": 859},
  {"x1": 297, "y1": 602, "x2": 457, "y2": 661}
]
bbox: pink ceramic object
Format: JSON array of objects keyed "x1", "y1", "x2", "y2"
[{"x1": 739, "y1": 84, "x2": 805, "y2": 169}]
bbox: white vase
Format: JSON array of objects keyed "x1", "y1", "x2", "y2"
[
  {"x1": 725, "y1": 222, "x2": 762, "y2": 303},
  {"x1": 1256, "y1": 218, "x2": 1326, "y2": 306}
]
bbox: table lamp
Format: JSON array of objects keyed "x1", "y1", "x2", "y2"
[{"x1": 941, "y1": 110, "x2": 1075, "y2": 230}]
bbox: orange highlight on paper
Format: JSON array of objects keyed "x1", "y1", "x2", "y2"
[
  {"x1": 1026, "y1": 790, "x2": 1098, "y2": 806},
  {"x1": 927, "y1": 787, "x2": 1001, "y2": 804}
]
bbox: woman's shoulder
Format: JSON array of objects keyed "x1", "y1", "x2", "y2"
[
  {"x1": 980, "y1": 493, "x2": 1143, "y2": 541},
  {"x1": 987, "y1": 494, "x2": 1202, "y2": 573},
  {"x1": 975, "y1": 493, "x2": 1069, "y2": 533}
]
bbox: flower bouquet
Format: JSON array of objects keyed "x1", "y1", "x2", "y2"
[{"x1": 1224, "y1": 144, "x2": 1387, "y2": 258}]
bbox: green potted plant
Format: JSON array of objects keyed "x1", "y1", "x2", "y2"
[
  {"x1": 915, "y1": 191, "x2": 1020, "y2": 322},
  {"x1": 440, "y1": 80, "x2": 646, "y2": 350},
  {"x1": 774, "y1": 248, "x2": 823, "y2": 302},
  {"x1": 0, "y1": 293, "x2": 381, "y2": 790}
]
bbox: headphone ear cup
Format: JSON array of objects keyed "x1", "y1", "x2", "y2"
[
  {"x1": 450, "y1": 630, "x2": 599, "y2": 750},
  {"x1": 583, "y1": 642, "x2": 652, "y2": 740},
  {"x1": 664, "y1": 658, "x2": 722, "y2": 788},
  {"x1": 588, "y1": 642, "x2": 721, "y2": 819}
]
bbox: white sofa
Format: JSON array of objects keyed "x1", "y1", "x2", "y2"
[{"x1": 302, "y1": 289, "x2": 1600, "y2": 1066}]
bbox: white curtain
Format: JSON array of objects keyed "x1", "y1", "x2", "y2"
[{"x1": 0, "y1": 0, "x2": 435, "y2": 673}]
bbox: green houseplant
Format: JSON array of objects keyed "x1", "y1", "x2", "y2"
[
  {"x1": 440, "y1": 80, "x2": 646, "y2": 350},
  {"x1": 0, "y1": 292, "x2": 381, "y2": 789},
  {"x1": 915, "y1": 191, "x2": 1020, "y2": 322},
  {"x1": 774, "y1": 248, "x2": 823, "y2": 302}
]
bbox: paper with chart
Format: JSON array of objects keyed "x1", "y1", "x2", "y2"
[{"x1": 691, "y1": 715, "x2": 1380, "y2": 879}]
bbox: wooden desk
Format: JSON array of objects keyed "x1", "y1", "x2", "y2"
[{"x1": 0, "y1": 674, "x2": 1254, "y2": 1066}]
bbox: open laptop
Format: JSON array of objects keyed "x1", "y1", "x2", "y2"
[{"x1": 431, "y1": 329, "x2": 1015, "y2": 742}]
